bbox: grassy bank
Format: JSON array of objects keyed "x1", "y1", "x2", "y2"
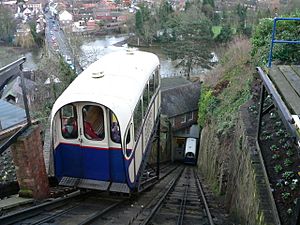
[{"x1": 198, "y1": 38, "x2": 254, "y2": 136}]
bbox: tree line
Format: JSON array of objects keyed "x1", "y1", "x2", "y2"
[{"x1": 132, "y1": 0, "x2": 300, "y2": 79}]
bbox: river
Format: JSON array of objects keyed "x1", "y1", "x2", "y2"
[
  {"x1": 79, "y1": 35, "x2": 207, "y2": 77},
  {"x1": 23, "y1": 34, "x2": 207, "y2": 78}
]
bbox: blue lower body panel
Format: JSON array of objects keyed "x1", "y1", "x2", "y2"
[
  {"x1": 54, "y1": 143, "x2": 126, "y2": 184},
  {"x1": 184, "y1": 158, "x2": 196, "y2": 165}
]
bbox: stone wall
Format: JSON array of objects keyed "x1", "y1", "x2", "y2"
[{"x1": 197, "y1": 101, "x2": 277, "y2": 225}]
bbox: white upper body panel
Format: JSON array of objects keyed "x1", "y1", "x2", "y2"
[
  {"x1": 51, "y1": 50, "x2": 160, "y2": 143},
  {"x1": 185, "y1": 138, "x2": 197, "y2": 155}
]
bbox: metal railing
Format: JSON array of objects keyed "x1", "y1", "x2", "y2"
[
  {"x1": 268, "y1": 17, "x2": 300, "y2": 67},
  {"x1": 0, "y1": 57, "x2": 32, "y2": 154}
]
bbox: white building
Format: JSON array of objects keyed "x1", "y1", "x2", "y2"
[{"x1": 59, "y1": 10, "x2": 73, "y2": 26}]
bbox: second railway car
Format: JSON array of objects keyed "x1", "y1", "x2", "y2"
[
  {"x1": 50, "y1": 50, "x2": 161, "y2": 193},
  {"x1": 184, "y1": 138, "x2": 197, "y2": 165}
]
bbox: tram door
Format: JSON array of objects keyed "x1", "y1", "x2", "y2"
[
  {"x1": 80, "y1": 104, "x2": 109, "y2": 181},
  {"x1": 58, "y1": 103, "x2": 109, "y2": 181}
]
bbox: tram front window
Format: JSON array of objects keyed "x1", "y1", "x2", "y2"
[
  {"x1": 61, "y1": 104, "x2": 78, "y2": 139},
  {"x1": 83, "y1": 105, "x2": 105, "y2": 141}
]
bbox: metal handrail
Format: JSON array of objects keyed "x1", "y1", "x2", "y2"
[
  {"x1": 0, "y1": 57, "x2": 32, "y2": 154},
  {"x1": 268, "y1": 17, "x2": 300, "y2": 67},
  {"x1": 0, "y1": 57, "x2": 25, "y2": 74}
]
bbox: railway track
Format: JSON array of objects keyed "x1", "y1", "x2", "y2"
[
  {"x1": 0, "y1": 190, "x2": 125, "y2": 225},
  {"x1": 132, "y1": 166, "x2": 214, "y2": 225},
  {"x1": 0, "y1": 163, "x2": 179, "y2": 225},
  {"x1": 0, "y1": 164, "x2": 217, "y2": 225}
]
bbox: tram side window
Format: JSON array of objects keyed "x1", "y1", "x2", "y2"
[
  {"x1": 125, "y1": 129, "x2": 132, "y2": 157},
  {"x1": 133, "y1": 99, "x2": 143, "y2": 140},
  {"x1": 149, "y1": 73, "x2": 155, "y2": 101},
  {"x1": 154, "y1": 70, "x2": 159, "y2": 89},
  {"x1": 83, "y1": 105, "x2": 105, "y2": 141},
  {"x1": 143, "y1": 84, "x2": 149, "y2": 116},
  {"x1": 110, "y1": 112, "x2": 121, "y2": 143},
  {"x1": 61, "y1": 104, "x2": 78, "y2": 139}
]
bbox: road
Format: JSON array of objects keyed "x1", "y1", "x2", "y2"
[{"x1": 44, "y1": 10, "x2": 83, "y2": 74}]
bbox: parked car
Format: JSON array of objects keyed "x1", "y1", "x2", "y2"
[{"x1": 66, "y1": 56, "x2": 72, "y2": 65}]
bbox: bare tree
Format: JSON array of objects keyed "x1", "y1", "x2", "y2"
[{"x1": 0, "y1": 5, "x2": 16, "y2": 43}]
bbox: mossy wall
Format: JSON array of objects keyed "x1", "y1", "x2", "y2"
[{"x1": 197, "y1": 101, "x2": 277, "y2": 225}]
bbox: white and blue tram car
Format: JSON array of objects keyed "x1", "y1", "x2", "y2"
[
  {"x1": 50, "y1": 50, "x2": 161, "y2": 193},
  {"x1": 184, "y1": 138, "x2": 197, "y2": 165}
]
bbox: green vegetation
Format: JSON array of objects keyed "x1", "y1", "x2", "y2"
[
  {"x1": 282, "y1": 192, "x2": 291, "y2": 200},
  {"x1": 134, "y1": 0, "x2": 215, "y2": 79},
  {"x1": 274, "y1": 164, "x2": 283, "y2": 173},
  {"x1": 215, "y1": 24, "x2": 234, "y2": 43},
  {"x1": 198, "y1": 87, "x2": 214, "y2": 128},
  {"x1": 198, "y1": 38, "x2": 252, "y2": 135},
  {"x1": 31, "y1": 52, "x2": 76, "y2": 125},
  {"x1": 15, "y1": 24, "x2": 35, "y2": 48},
  {"x1": 284, "y1": 158, "x2": 293, "y2": 167},
  {"x1": 19, "y1": 188, "x2": 33, "y2": 198},
  {"x1": 29, "y1": 21, "x2": 45, "y2": 47},
  {"x1": 163, "y1": 12, "x2": 214, "y2": 79},
  {"x1": 212, "y1": 26, "x2": 221, "y2": 38},
  {"x1": 197, "y1": 8, "x2": 300, "y2": 140},
  {"x1": 251, "y1": 11, "x2": 300, "y2": 66},
  {"x1": 282, "y1": 171, "x2": 295, "y2": 180},
  {"x1": 0, "y1": 5, "x2": 16, "y2": 43}
]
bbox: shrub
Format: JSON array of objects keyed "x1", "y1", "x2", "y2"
[
  {"x1": 198, "y1": 87, "x2": 215, "y2": 128},
  {"x1": 274, "y1": 164, "x2": 283, "y2": 173}
]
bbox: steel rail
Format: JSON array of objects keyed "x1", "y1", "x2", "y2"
[
  {"x1": 0, "y1": 190, "x2": 82, "y2": 225},
  {"x1": 194, "y1": 169, "x2": 214, "y2": 225},
  {"x1": 78, "y1": 200, "x2": 124, "y2": 225},
  {"x1": 176, "y1": 183, "x2": 188, "y2": 225},
  {"x1": 140, "y1": 167, "x2": 185, "y2": 225},
  {"x1": 140, "y1": 163, "x2": 179, "y2": 192},
  {"x1": 31, "y1": 204, "x2": 82, "y2": 225}
]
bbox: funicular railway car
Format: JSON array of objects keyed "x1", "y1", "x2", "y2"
[
  {"x1": 184, "y1": 138, "x2": 197, "y2": 165},
  {"x1": 50, "y1": 50, "x2": 161, "y2": 193}
]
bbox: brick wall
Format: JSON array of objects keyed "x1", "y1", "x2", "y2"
[
  {"x1": 171, "y1": 111, "x2": 198, "y2": 131},
  {"x1": 11, "y1": 125, "x2": 49, "y2": 199}
]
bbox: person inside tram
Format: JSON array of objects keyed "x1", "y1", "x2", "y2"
[
  {"x1": 111, "y1": 113, "x2": 121, "y2": 143},
  {"x1": 84, "y1": 120, "x2": 100, "y2": 140},
  {"x1": 62, "y1": 117, "x2": 78, "y2": 138},
  {"x1": 111, "y1": 121, "x2": 121, "y2": 143},
  {"x1": 83, "y1": 106, "x2": 104, "y2": 140}
]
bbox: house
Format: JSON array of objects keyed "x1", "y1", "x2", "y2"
[
  {"x1": 25, "y1": 0, "x2": 44, "y2": 15},
  {"x1": 86, "y1": 18, "x2": 98, "y2": 31},
  {"x1": 23, "y1": 7, "x2": 32, "y2": 18},
  {"x1": 161, "y1": 79, "x2": 201, "y2": 162},
  {"x1": 161, "y1": 80, "x2": 200, "y2": 131},
  {"x1": 73, "y1": 20, "x2": 86, "y2": 32},
  {"x1": 59, "y1": 10, "x2": 73, "y2": 26},
  {"x1": 1, "y1": 75, "x2": 36, "y2": 108}
]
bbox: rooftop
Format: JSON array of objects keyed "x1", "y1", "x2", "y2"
[{"x1": 161, "y1": 81, "x2": 201, "y2": 118}]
